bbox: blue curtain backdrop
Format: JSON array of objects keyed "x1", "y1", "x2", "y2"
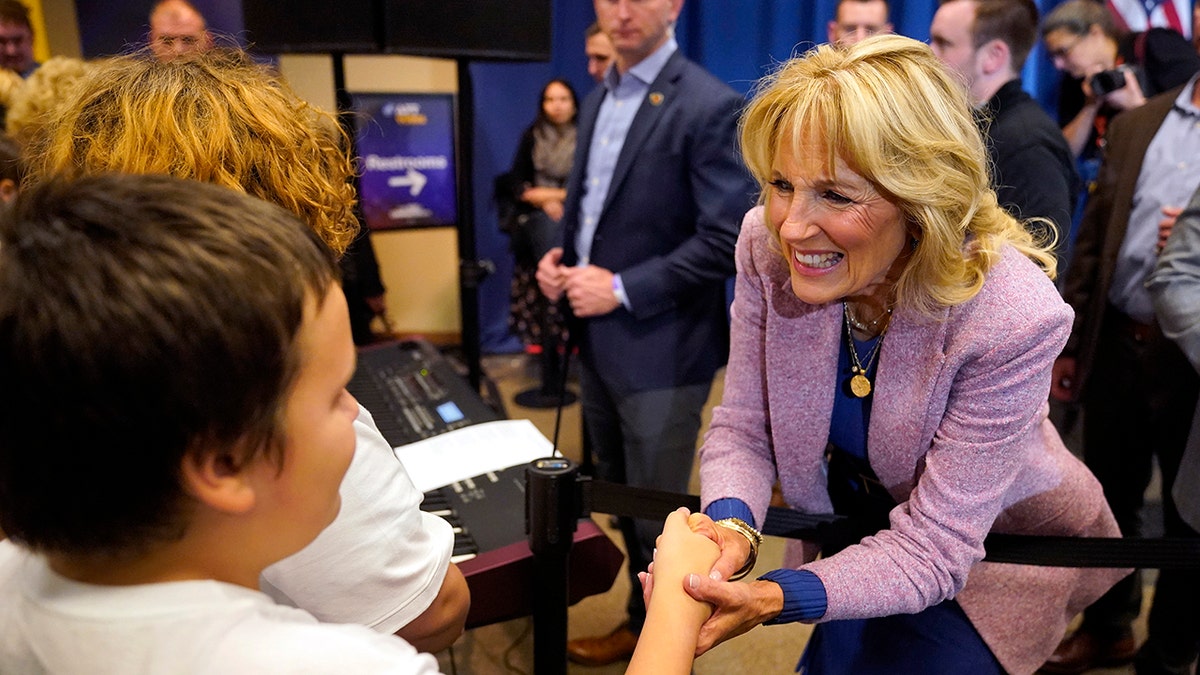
[{"x1": 70, "y1": 0, "x2": 1165, "y2": 353}]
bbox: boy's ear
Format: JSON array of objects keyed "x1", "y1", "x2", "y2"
[
  {"x1": 179, "y1": 447, "x2": 257, "y2": 515},
  {"x1": 0, "y1": 179, "x2": 17, "y2": 204}
]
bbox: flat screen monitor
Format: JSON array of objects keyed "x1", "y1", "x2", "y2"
[
  {"x1": 383, "y1": 0, "x2": 552, "y2": 62},
  {"x1": 242, "y1": 0, "x2": 380, "y2": 53}
]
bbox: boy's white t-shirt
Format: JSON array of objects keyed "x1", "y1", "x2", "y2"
[
  {"x1": 0, "y1": 404, "x2": 457, "y2": 669},
  {"x1": 260, "y1": 404, "x2": 455, "y2": 633},
  {"x1": 0, "y1": 544, "x2": 442, "y2": 674}
]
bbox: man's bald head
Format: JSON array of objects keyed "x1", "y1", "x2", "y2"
[{"x1": 149, "y1": 0, "x2": 212, "y2": 62}]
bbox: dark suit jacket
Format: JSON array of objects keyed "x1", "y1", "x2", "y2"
[
  {"x1": 560, "y1": 50, "x2": 755, "y2": 395},
  {"x1": 1060, "y1": 86, "x2": 1183, "y2": 393}
]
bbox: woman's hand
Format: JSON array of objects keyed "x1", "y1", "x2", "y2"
[
  {"x1": 1101, "y1": 68, "x2": 1147, "y2": 111},
  {"x1": 521, "y1": 186, "x2": 566, "y2": 209},
  {"x1": 683, "y1": 575, "x2": 784, "y2": 655},
  {"x1": 542, "y1": 199, "x2": 564, "y2": 222}
]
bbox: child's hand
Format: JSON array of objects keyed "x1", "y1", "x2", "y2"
[
  {"x1": 638, "y1": 566, "x2": 654, "y2": 609},
  {"x1": 653, "y1": 508, "x2": 722, "y2": 577},
  {"x1": 657, "y1": 508, "x2": 718, "y2": 560},
  {"x1": 682, "y1": 511, "x2": 754, "y2": 582}
]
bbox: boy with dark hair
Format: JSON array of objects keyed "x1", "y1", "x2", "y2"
[
  {"x1": 25, "y1": 51, "x2": 468, "y2": 651},
  {"x1": 0, "y1": 173, "x2": 441, "y2": 673}
]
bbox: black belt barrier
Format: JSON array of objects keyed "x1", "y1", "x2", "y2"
[
  {"x1": 586, "y1": 476, "x2": 1200, "y2": 570},
  {"x1": 524, "y1": 458, "x2": 1200, "y2": 675}
]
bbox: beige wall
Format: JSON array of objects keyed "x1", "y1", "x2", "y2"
[
  {"x1": 37, "y1": 7, "x2": 460, "y2": 338},
  {"x1": 279, "y1": 54, "x2": 463, "y2": 340},
  {"x1": 280, "y1": 54, "x2": 463, "y2": 338},
  {"x1": 38, "y1": 0, "x2": 82, "y2": 59}
]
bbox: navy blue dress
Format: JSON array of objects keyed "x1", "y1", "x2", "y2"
[{"x1": 795, "y1": 330, "x2": 1004, "y2": 675}]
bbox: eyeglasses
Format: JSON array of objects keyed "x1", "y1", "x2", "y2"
[{"x1": 1047, "y1": 35, "x2": 1085, "y2": 61}]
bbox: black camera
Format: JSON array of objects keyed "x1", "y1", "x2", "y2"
[{"x1": 1089, "y1": 68, "x2": 1127, "y2": 97}]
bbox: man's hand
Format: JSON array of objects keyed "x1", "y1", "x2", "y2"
[
  {"x1": 1158, "y1": 205, "x2": 1183, "y2": 253},
  {"x1": 536, "y1": 248, "x2": 567, "y2": 301},
  {"x1": 563, "y1": 265, "x2": 621, "y2": 318}
]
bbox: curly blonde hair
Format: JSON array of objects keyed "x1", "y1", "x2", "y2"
[
  {"x1": 0, "y1": 67, "x2": 23, "y2": 108},
  {"x1": 24, "y1": 49, "x2": 358, "y2": 255},
  {"x1": 740, "y1": 35, "x2": 1055, "y2": 317},
  {"x1": 5, "y1": 56, "x2": 92, "y2": 146}
]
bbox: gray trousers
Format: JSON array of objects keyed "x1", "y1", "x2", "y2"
[{"x1": 578, "y1": 357, "x2": 712, "y2": 633}]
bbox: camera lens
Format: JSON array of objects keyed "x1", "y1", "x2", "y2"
[{"x1": 1090, "y1": 69, "x2": 1126, "y2": 97}]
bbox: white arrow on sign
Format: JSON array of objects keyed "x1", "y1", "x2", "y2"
[{"x1": 388, "y1": 168, "x2": 427, "y2": 197}]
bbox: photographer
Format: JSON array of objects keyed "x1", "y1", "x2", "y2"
[
  {"x1": 1042, "y1": 0, "x2": 1199, "y2": 162},
  {"x1": 1040, "y1": 0, "x2": 1199, "y2": 272}
]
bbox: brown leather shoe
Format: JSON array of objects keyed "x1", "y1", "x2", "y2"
[
  {"x1": 566, "y1": 623, "x2": 639, "y2": 666},
  {"x1": 1040, "y1": 628, "x2": 1137, "y2": 674}
]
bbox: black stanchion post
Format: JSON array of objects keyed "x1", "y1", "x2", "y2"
[{"x1": 526, "y1": 457, "x2": 581, "y2": 675}]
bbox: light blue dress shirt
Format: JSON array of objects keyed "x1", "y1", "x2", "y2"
[
  {"x1": 1110, "y1": 75, "x2": 1200, "y2": 324},
  {"x1": 575, "y1": 37, "x2": 678, "y2": 310}
]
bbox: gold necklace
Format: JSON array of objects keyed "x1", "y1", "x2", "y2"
[{"x1": 843, "y1": 301, "x2": 890, "y2": 398}]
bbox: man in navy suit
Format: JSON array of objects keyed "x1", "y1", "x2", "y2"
[{"x1": 537, "y1": 0, "x2": 753, "y2": 665}]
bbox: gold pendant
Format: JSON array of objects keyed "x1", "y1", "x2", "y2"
[{"x1": 850, "y1": 373, "x2": 872, "y2": 398}]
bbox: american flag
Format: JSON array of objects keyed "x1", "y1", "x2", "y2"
[{"x1": 1106, "y1": 0, "x2": 1192, "y2": 39}]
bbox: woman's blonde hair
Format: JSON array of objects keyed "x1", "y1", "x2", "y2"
[
  {"x1": 740, "y1": 34, "x2": 1055, "y2": 317},
  {"x1": 23, "y1": 49, "x2": 358, "y2": 255}
]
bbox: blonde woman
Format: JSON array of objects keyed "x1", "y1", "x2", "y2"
[{"x1": 686, "y1": 35, "x2": 1124, "y2": 674}]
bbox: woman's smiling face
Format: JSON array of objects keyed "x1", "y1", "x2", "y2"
[{"x1": 767, "y1": 138, "x2": 910, "y2": 307}]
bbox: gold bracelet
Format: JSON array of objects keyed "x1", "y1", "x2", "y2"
[{"x1": 715, "y1": 517, "x2": 762, "y2": 581}]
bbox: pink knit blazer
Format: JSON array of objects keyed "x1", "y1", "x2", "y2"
[{"x1": 699, "y1": 207, "x2": 1126, "y2": 675}]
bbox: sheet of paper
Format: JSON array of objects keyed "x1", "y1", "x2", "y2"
[{"x1": 392, "y1": 418, "x2": 556, "y2": 492}]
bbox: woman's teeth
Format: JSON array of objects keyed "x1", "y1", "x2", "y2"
[{"x1": 794, "y1": 251, "x2": 843, "y2": 269}]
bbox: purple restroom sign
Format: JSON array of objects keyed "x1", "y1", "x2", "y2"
[{"x1": 353, "y1": 92, "x2": 457, "y2": 230}]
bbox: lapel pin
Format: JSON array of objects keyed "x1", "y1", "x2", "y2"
[{"x1": 649, "y1": 92, "x2": 664, "y2": 106}]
